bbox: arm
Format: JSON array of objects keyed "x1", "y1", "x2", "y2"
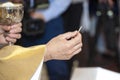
[
  {"x1": 31, "y1": 0, "x2": 72, "y2": 22},
  {"x1": 42, "y1": 0, "x2": 72, "y2": 22}
]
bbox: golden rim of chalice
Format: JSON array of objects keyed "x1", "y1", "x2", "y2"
[
  {"x1": 0, "y1": 2, "x2": 24, "y2": 25},
  {"x1": 0, "y1": 2, "x2": 23, "y2": 7}
]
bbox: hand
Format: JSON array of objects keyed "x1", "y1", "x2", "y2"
[
  {"x1": 108, "y1": 0, "x2": 114, "y2": 8},
  {"x1": 30, "y1": 12, "x2": 45, "y2": 21},
  {"x1": 44, "y1": 31, "x2": 82, "y2": 61},
  {"x1": 0, "y1": 23, "x2": 22, "y2": 45},
  {"x1": 9, "y1": 0, "x2": 24, "y2": 3}
]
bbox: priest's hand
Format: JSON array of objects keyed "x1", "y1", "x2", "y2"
[
  {"x1": 44, "y1": 31, "x2": 82, "y2": 61},
  {"x1": 0, "y1": 23, "x2": 22, "y2": 45}
]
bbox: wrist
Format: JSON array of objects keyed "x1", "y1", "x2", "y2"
[
  {"x1": 44, "y1": 52, "x2": 53, "y2": 62},
  {"x1": 44, "y1": 45, "x2": 53, "y2": 62}
]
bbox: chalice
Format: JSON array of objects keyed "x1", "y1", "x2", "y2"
[{"x1": 0, "y1": 2, "x2": 24, "y2": 45}]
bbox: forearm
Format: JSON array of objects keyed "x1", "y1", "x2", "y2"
[{"x1": 41, "y1": 0, "x2": 72, "y2": 22}]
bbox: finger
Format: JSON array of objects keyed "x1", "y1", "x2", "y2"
[
  {"x1": 10, "y1": 26, "x2": 22, "y2": 33},
  {"x1": 5, "y1": 37, "x2": 17, "y2": 43},
  {"x1": 0, "y1": 25, "x2": 11, "y2": 31},
  {"x1": 7, "y1": 34, "x2": 21, "y2": 39},
  {"x1": 0, "y1": 29, "x2": 4, "y2": 35},
  {"x1": 9, "y1": 23, "x2": 22, "y2": 33},
  {"x1": 73, "y1": 48, "x2": 82, "y2": 55},
  {"x1": 68, "y1": 32, "x2": 82, "y2": 47},
  {"x1": 73, "y1": 43, "x2": 82, "y2": 53},
  {"x1": 0, "y1": 34, "x2": 8, "y2": 44},
  {"x1": 11, "y1": 23, "x2": 22, "y2": 29},
  {"x1": 62, "y1": 31, "x2": 78, "y2": 40},
  {"x1": 67, "y1": 42, "x2": 82, "y2": 55},
  {"x1": 31, "y1": 12, "x2": 39, "y2": 19}
]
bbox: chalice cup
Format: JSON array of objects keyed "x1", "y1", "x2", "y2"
[{"x1": 0, "y1": 2, "x2": 24, "y2": 45}]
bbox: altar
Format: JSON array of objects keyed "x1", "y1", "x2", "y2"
[{"x1": 71, "y1": 67, "x2": 120, "y2": 80}]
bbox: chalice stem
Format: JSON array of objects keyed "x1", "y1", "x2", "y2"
[{"x1": 9, "y1": 42, "x2": 13, "y2": 46}]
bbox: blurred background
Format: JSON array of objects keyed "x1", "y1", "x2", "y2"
[{"x1": 1, "y1": 0, "x2": 119, "y2": 80}]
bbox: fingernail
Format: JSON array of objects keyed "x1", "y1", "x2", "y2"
[
  {"x1": 7, "y1": 26, "x2": 11, "y2": 30},
  {"x1": 10, "y1": 30, "x2": 14, "y2": 33},
  {"x1": 11, "y1": 25, "x2": 14, "y2": 29},
  {"x1": 74, "y1": 30, "x2": 77, "y2": 33}
]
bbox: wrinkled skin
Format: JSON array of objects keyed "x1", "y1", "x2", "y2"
[
  {"x1": 44, "y1": 31, "x2": 82, "y2": 61},
  {"x1": 0, "y1": 23, "x2": 22, "y2": 45}
]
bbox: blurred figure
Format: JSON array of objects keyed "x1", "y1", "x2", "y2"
[
  {"x1": 86, "y1": 0, "x2": 98, "y2": 65},
  {"x1": 10, "y1": 0, "x2": 72, "y2": 80},
  {"x1": 88, "y1": 0, "x2": 120, "y2": 71},
  {"x1": 94, "y1": 0, "x2": 119, "y2": 57},
  {"x1": 117, "y1": 0, "x2": 120, "y2": 70}
]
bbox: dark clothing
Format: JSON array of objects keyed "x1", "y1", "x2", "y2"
[
  {"x1": 63, "y1": 3, "x2": 83, "y2": 32},
  {"x1": 95, "y1": 0, "x2": 118, "y2": 50},
  {"x1": 17, "y1": 17, "x2": 69, "y2": 80}
]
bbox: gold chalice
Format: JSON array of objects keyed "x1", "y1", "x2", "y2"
[{"x1": 0, "y1": 2, "x2": 24, "y2": 45}]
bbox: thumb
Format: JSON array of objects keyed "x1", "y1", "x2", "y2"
[
  {"x1": 63, "y1": 31, "x2": 78, "y2": 40},
  {"x1": 0, "y1": 25, "x2": 10, "y2": 31}
]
